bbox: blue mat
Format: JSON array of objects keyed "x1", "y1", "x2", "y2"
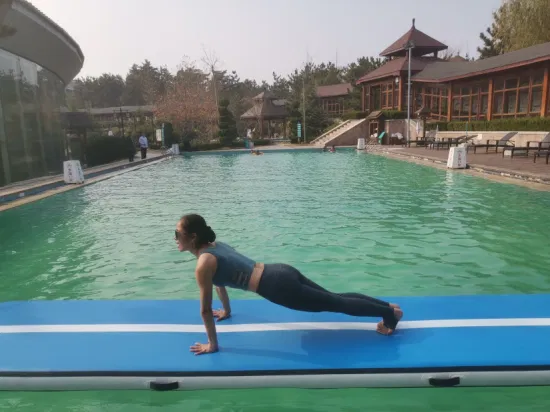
[{"x1": 0, "y1": 294, "x2": 549, "y2": 391}]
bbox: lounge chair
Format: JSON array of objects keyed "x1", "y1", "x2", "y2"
[
  {"x1": 429, "y1": 135, "x2": 473, "y2": 150},
  {"x1": 504, "y1": 141, "x2": 542, "y2": 158},
  {"x1": 469, "y1": 132, "x2": 516, "y2": 154},
  {"x1": 533, "y1": 133, "x2": 550, "y2": 164},
  {"x1": 406, "y1": 136, "x2": 432, "y2": 147}
]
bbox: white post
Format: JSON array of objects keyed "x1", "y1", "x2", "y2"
[
  {"x1": 407, "y1": 45, "x2": 412, "y2": 145},
  {"x1": 302, "y1": 75, "x2": 307, "y2": 144}
]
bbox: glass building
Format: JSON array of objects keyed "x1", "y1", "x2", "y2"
[{"x1": 0, "y1": 0, "x2": 84, "y2": 187}]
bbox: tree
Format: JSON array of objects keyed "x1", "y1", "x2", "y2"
[
  {"x1": 201, "y1": 46, "x2": 221, "y2": 123},
  {"x1": 343, "y1": 57, "x2": 383, "y2": 111},
  {"x1": 218, "y1": 99, "x2": 238, "y2": 146},
  {"x1": 477, "y1": 26, "x2": 502, "y2": 59},
  {"x1": 153, "y1": 59, "x2": 218, "y2": 140},
  {"x1": 478, "y1": 0, "x2": 550, "y2": 59},
  {"x1": 285, "y1": 62, "x2": 330, "y2": 141},
  {"x1": 122, "y1": 60, "x2": 172, "y2": 106}
]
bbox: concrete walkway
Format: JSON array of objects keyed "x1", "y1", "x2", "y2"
[
  {"x1": 370, "y1": 145, "x2": 550, "y2": 191},
  {"x1": 0, "y1": 150, "x2": 168, "y2": 211}
]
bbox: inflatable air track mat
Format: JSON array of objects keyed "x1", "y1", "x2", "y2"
[{"x1": 0, "y1": 294, "x2": 549, "y2": 391}]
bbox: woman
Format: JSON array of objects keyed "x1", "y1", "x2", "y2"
[{"x1": 175, "y1": 214, "x2": 403, "y2": 356}]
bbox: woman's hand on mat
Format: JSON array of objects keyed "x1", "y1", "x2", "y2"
[
  {"x1": 190, "y1": 342, "x2": 218, "y2": 355},
  {"x1": 213, "y1": 309, "x2": 231, "y2": 322}
]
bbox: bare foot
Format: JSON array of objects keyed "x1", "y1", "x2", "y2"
[
  {"x1": 389, "y1": 303, "x2": 400, "y2": 309},
  {"x1": 376, "y1": 308, "x2": 403, "y2": 336}
]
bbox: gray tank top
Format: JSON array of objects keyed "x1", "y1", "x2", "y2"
[{"x1": 198, "y1": 242, "x2": 256, "y2": 290}]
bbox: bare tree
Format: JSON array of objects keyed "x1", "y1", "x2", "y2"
[
  {"x1": 201, "y1": 45, "x2": 222, "y2": 123},
  {"x1": 153, "y1": 58, "x2": 218, "y2": 141}
]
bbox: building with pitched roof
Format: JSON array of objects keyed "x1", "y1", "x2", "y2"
[
  {"x1": 316, "y1": 83, "x2": 353, "y2": 117},
  {"x1": 357, "y1": 19, "x2": 550, "y2": 125},
  {"x1": 240, "y1": 91, "x2": 288, "y2": 138}
]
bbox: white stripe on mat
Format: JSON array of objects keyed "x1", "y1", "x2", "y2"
[{"x1": 0, "y1": 318, "x2": 549, "y2": 334}]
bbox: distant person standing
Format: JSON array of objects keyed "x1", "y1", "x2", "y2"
[{"x1": 138, "y1": 133, "x2": 148, "y2": 159}]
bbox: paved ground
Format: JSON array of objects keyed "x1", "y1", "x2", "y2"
[
  {"x1": 0, "y1": 150, "x2": 165, "y2": 197},
  {"x1": 361, "y1": 145, "x2": 550, "y2": 191},
  {"x1": 0, "y1": 151, "x2": 168, "y2": 212},
  {"x1": 387, "y1": 146, "x2": 550, "y2": 183}
]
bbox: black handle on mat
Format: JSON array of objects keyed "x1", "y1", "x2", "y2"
[
  {"x1": 149, "y1": 381, "x2": 180, "y2": 391},
  {"x1": 428, "y1": 376, "x2": 461, "y2": 387}
]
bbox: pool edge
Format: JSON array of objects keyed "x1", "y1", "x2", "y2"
[
  {"x1": 0, "y1": 156, "x2": 172, "y2": 212},
  {"x1": 370, "y1": 149, "x2": 550, "y2": 192}
]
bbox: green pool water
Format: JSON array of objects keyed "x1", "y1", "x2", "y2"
[{"x1": 1, "y1": 149, "x2": 550, "y2": 411}]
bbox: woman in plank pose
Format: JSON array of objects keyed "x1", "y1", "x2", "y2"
[{"x1": 175, "y1": 213, "x2": 403, "y2": 355}]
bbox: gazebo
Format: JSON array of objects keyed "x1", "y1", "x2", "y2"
[{"x1": 240, "y1": 91, "x2": 288, "y2": 139}]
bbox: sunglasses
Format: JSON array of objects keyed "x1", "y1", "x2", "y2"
[{"x1": 175, "y1": 230, "x2": 180, "y2": 240}]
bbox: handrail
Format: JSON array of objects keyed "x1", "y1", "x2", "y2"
[{"x1": 310, "y1": 120, "x2": 351, "y2": 144}]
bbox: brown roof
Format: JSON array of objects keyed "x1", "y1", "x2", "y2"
[
  {"x1": 252, "y1": 91, "x2": 276, "y2": 101},
  {"x1": 240, "y1": 92, "x2": 287, "y2": 120},
  {"x1": 448, "y1": 56, "x2": 468, "y2": 62},
  {"x1": 356, "y1": 56, "x2": 441, "y2": 84},
  {"x1": 413, "y1": 41, "x2": 550, "y2": 82},
  {"x1": 316, "y1": 83, "x2": 353, "y2": 98},
  {"x1": 80, "y1": 105, "x2": 155, "y2": 115},
  {"x1": 60, "y1": 111, "x2": 94, "y2": 129},
  {"x1": 380, "y1": 19, "x2": 447, "y2": 57}
]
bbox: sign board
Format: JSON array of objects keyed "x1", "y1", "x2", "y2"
[
  {"x1": 63, "y1": 160, "x2": 85, "y2": 184},
  {"x1": 447, "y1": 147, "x2": 467, "y2": 169}
]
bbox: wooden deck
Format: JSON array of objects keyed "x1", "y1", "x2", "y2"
[{"x1": 385, "y1": 146, "x2": 550, "y2": 184}]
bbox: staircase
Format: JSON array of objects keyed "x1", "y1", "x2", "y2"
[{"x1": 310, "y1": 119, "x2": 367, "y2": 147}]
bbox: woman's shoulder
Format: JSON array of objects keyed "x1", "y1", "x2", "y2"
[
  {"x1": 213, "y1": 241, "x2": 235, "y2": 250},
  {"x1": 198, "y1": 241, "x2": 234, "y2": 256}
]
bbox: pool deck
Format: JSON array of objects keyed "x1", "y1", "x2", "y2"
[
  {"x1": 0, "y1": 151, "x2": 170, "y2": 212},
  {"x1": 371, "y1": 145, "x2": 550, "y2": 190}
]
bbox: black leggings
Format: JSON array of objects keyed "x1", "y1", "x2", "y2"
[{"x1": 256, "y1": 263, "x2": 398, "y2": 328}]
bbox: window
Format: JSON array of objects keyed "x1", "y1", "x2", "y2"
[
  {"x1": 449, "y1": 80, "x2": 490, "y2": 120},
  {"x1": 418, "y1": 85, "x2": 448, "y2": 120},
  {"x1": 491, "y1": 68, "x2": 545, "y2": 118},
  {"x1": 322, "y1": 98, "x2": 344, "y2": 115},
  {"x1": 0, "y1": 49, "x2": 67, "y2": 186},
  {"x1": 368, "y1": 80, "x2": 397, "y2": 111},
  {"x1": 380, "y1": 81, "x2": 395, "y2": 110},
  {"x1": 531, "y1": 88, "x2": 542, "y2": 113}
]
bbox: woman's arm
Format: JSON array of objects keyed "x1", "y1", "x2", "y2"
[
  {"x1": 215, "y1": 286, "x2": 231, "y2": 319},
  {"x1": 190, "y1": 254, "x2": 219, "y2": 355}
]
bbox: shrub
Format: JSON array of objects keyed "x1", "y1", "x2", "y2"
[
  {"x1": 381, "y1": 110, "x2": 407, "y2": 119},
  {"x1": 342, "y1": 111, "x2": 367, "y2": 120},
  {"x1": 85, "y1": 136, "x2": 135, "y2": 167},
  {"x1": 428, "y1": 117, "x2": 550, "y2": 132},
  {"x1": 251, "y1": 139, "x2": 271, "y2": 146},
  {"x1": 218, "y1": 99, "x2": 238, "y2": 146}
]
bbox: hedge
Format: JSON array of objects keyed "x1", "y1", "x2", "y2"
[
  {"x1": 428, "y1": 117, "x2": 550, "y2": 132},
  {"x1": 85, "y1": 136, "x2": 135, "y2": 167},
  {"x1": 180, "y1": 139, "x2": 273, "y2": 152},
  {"x1": 342, "y1": 111, "x2": 367, "y2": 120},
  {"x1": 381, "y1": 110, "x2": 408, "y2": 119}
]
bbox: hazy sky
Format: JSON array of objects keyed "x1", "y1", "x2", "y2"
[{"x1": 29, "y1": 0, "x2": 503, "y2": 83}]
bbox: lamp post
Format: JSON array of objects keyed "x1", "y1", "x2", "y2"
[
  {"x1": 114, "y1": 107, "x2": 125, "y2": 137},
  {"x1": 404, "y1": 40, "x2": 415, "y2": 144}
]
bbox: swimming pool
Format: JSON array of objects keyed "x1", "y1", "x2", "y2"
[{"x1": 1, "y1": 149, "x2": 550, "y2": 411}]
